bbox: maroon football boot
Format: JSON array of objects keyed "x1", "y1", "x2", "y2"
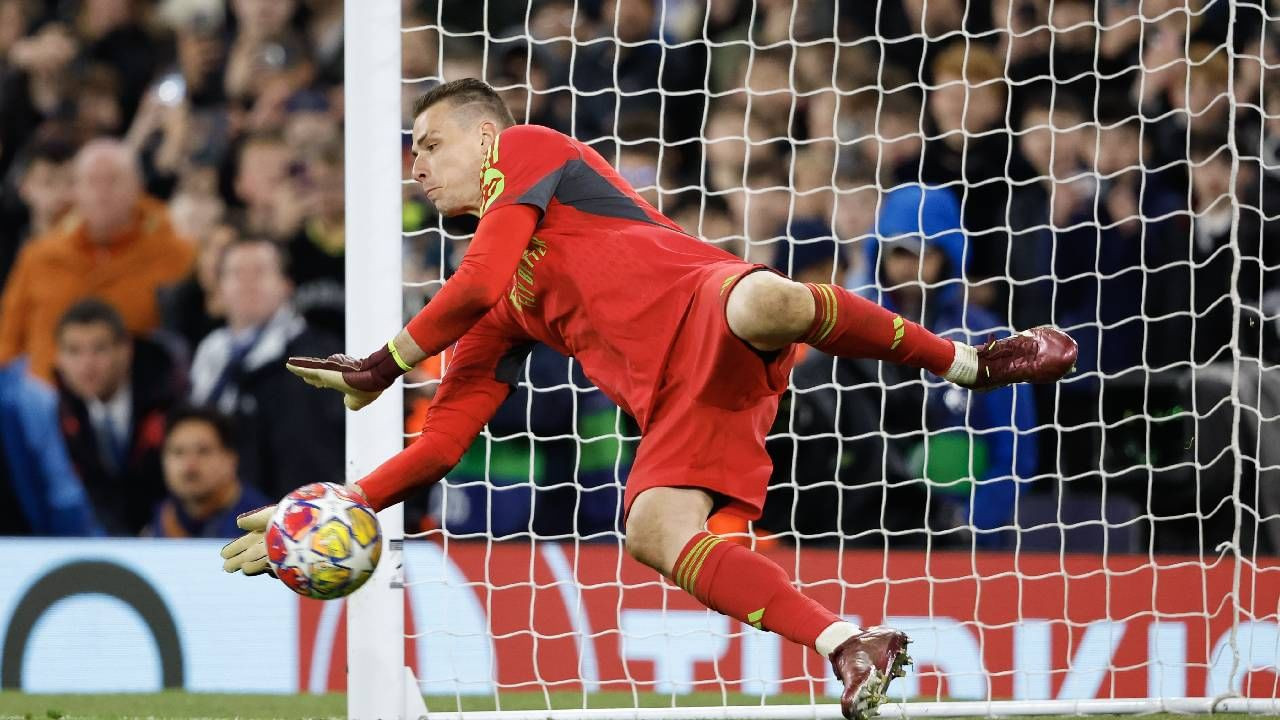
[
  {"x1": 965, "y1": 326, "x2": 1078, "y2": 391},
  {"x1": 828, "y1": 626, "x2": 912, "y2": 720}
]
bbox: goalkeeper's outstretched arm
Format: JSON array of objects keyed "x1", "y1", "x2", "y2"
[
  {"x1": 221, "y1": 316, "x2": 534, "y2": 576},
  {"x1": 356, "y1": 358, "x2": 517, "y2": 510},
  {"x1": 285, "y1": 203, "x2": 539, "y2": 409}
]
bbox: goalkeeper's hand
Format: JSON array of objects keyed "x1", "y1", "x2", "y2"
[
  {"x1": 218, "y1": 487, "x2": 373, "y2": 578},
  {"x1": 219, "y1": 505, "x2": 275, "y2": 577},
  {"x1": 286, "y1": 341, "x2": 411, "y2": 411}
]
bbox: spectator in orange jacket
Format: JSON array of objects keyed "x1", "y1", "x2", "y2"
[{"x1": 0, "y1": 138, "x2": 194, "y2": 381}]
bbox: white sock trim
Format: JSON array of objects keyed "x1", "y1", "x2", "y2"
[
  {"x1": 815, "y1": 621, "x2": 862, "y2": 657},
  {"x1": 943, "y1": 340, "x2": 978, "y2": 386}
]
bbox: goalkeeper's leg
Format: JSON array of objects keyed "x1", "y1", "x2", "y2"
[
  {"x1": 724, "y1": 270, "x2": 1076, "y2": 389},
  {"x1": 626, "y1": 486, "x2": 910, "y2": 720}
]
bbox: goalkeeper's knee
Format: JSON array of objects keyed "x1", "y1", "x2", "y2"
[{"x1": 725, "y1": 272, "x2": 813, "y2": 351}]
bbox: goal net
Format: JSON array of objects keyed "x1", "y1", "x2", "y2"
[{"x1": 346, "y1": 0, "x2": 1280, "y2": 717}]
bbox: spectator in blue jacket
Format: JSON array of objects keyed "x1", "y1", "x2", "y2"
[
  {"x1": 863, "y1": 185, "x2": 1038, "y2": 547},
  {"x1": 0, "y1": 357, "x2": 102, "y2": 536},
  {"x1": 145, "y1": 405, "x2": 269, "y2": 538}
]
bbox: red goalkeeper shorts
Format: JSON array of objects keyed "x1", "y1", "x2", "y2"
[{"x1": 623, "y1": 261, "x2": 797, "y2": 521}]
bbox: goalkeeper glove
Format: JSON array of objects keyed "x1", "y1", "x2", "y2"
[
  {"x1": 286, "y1": 340, "x2": 413, "y2": 411},
  {"x1": 219, "y1": 505, "x2": 275, "y2": 576}
]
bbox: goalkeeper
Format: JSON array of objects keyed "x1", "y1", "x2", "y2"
[{"x1": 221, "y1": 78, "x2": 1076, "y2": 720}]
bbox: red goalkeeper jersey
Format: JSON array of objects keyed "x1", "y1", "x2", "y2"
[
  {"x1": 361, "y1": 125, "x2": 741, "y2": 509},
  {"x1": 478, "y1": 124, "x2": 739, "y2": 419}
]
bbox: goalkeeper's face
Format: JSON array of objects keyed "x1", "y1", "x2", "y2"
[{"x1": 410, "y1": 103, "x2": 496, "y2": 217}]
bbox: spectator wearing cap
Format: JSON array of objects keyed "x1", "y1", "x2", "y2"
[
  {"x1": 54, "y1": 299, "x2": 182, "y2": 536},
  {"x1": 865, "y1": 185, "x2": 1038, "y2": 547},
  {"x1": 145, "y1": 405, "x2": 269, "y2": 538},
  {"x1": 0, "y1": 138, "x2": 194, "y2": 381}
]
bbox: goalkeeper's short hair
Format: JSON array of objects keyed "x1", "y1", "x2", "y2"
[{"x1": 412, "y1": 77, "x2": 517, "y2": 129}]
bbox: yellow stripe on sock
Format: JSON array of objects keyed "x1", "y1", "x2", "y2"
[
  {"x1": 682, "y1": 536, "x2": 724, "y2": 593},
  {"x1": 675, "y1": 535, "x2": 717, "y2": 592},
  {"x1": 814, "y1": 285, "x2": 838, "y2": 345},
  {"x1": 803, "y1": 284, "x2": 829, "y2": 345},
  {"x1": 675, "y1": 532, "x2": 716, "y2": 589},
  {"x1": 682, "y1": 536, "x2": 722, "y2": 592}
]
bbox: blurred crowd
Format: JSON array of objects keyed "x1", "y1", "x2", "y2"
[
  {"x1": 0, "y1": 0, "x2": 1277, "y2": 556},
  {"x1": 0, "y1": 0, "x2": 346, "y2": 538}
]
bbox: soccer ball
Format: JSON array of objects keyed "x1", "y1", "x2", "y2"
[{"x1": 264, "y1": 482, "x2": 382, "y2": 600}]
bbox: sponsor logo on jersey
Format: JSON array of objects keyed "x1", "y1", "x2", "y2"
[
  {"x1": 480, "y1": 133, "x2": 505, "y2": 214},
  {"x1": 508, "y1": 235, "x2": 549, "y2": 313}
]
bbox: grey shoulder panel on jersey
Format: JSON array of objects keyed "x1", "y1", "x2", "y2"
[
  {"x1": 516, "y1": 157, "x2": 665, "y2": 226},
  {"x1": 514, "y1": 167, "x2": 562, "y2": 212}
]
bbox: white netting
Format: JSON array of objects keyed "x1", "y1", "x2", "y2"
[{"x1": 382, "y1": 0, "x2": 1279, "y2": 715}]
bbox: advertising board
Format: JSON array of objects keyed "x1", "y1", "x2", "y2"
[{"x1": 0, "y1": 539, "x2": 1275, "y2": 699}]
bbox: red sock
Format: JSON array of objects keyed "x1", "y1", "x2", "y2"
[
  {"x1": 672, "y1": 532, "x2": 840, "y2": 650},
  {"x1": 801, "y1": 283, "x2": 955, "y2": 375}
]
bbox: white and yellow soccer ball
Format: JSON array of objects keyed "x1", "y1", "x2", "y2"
[{"x1": 264, "y1": 482, "x2": 382, "y2": 600}]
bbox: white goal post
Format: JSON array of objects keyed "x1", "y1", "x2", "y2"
[
  {"x1": 343, "y1": 1, "x2": 1280, "y2": 719},
  {"x1": 343, "y1": 1, "x2": 418, "y2": 719}
]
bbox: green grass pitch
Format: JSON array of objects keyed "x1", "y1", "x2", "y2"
[{"x1": 0, "y1": 693, "x2": 1266, "y2": 720}]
